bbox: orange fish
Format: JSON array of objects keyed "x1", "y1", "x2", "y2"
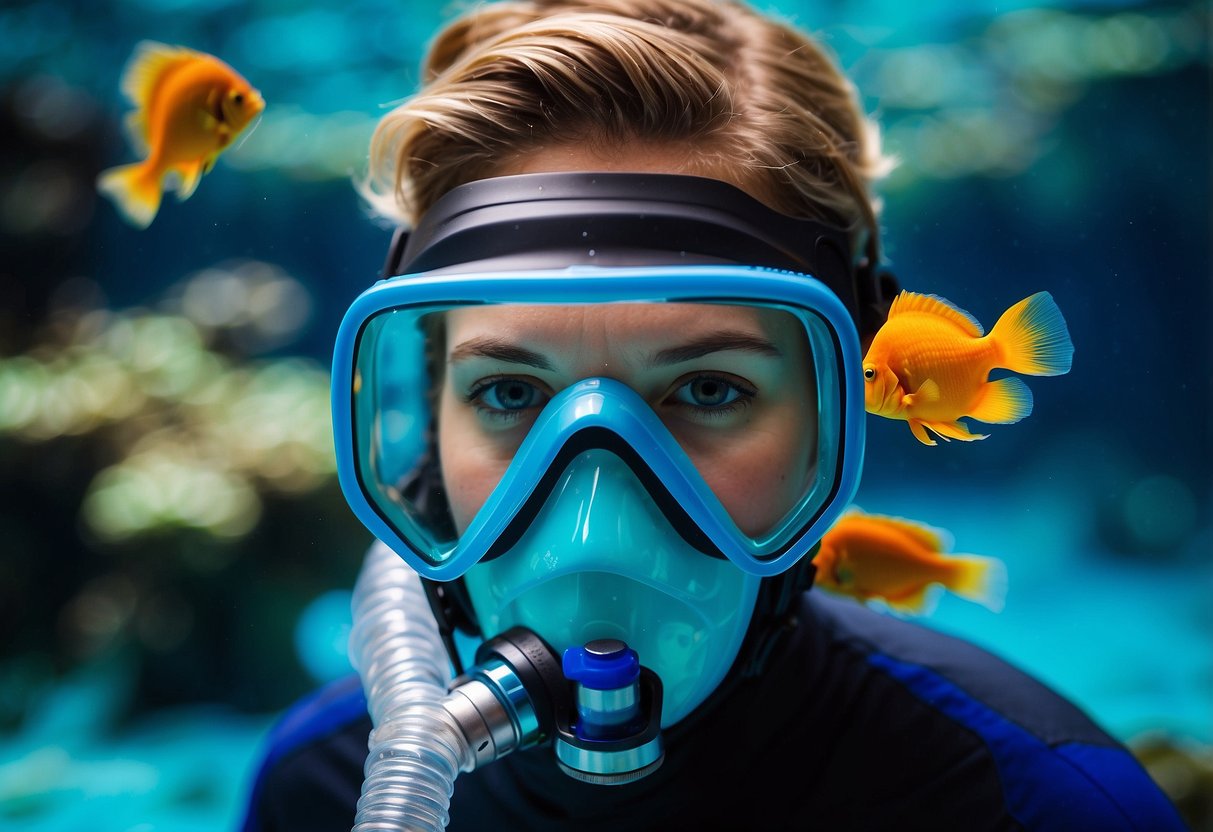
[
  {"x1": 863, "y1": 291, "x2": 1073, "y2": 445},
  {"x1": 815, "y1": 509, "x2": 1006, "y2": 614},
  {"x1": 97, "y1": 41, "x2": 264, "y2": 228}
]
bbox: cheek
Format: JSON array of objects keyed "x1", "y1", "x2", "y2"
[
  {"x1": 699, "y1": 413, "x2": 816, "y2": 537},
  {"x1": 440, "y1": 450, "x2": 496, "y2": 535},
  {"x1": 437, "y1": 395, "x2": 511, "y2": 534}
]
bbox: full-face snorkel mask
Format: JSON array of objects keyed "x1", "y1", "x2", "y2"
[{"x1": 334, "y1": 173, "x2": 893, "y2": 811}]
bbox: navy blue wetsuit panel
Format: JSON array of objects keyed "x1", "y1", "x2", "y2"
[{"x1": 243, "y1": 592, "x2": 1184, "y2": 831}]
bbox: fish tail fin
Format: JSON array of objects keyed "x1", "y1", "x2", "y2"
[
  {"x1": 97, "y1": 162, "x2": 162, "y2": 228},
  {"x1": 969, "y1": 376, "x2": 1034, "y2": 424},
  {"x1": 947, "y1": 555, "x2": 1007, "y2": 612},
  {"x1": 988, "y1": 292, "x2": 1074, "y2": 376}
]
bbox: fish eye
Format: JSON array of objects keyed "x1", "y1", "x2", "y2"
[
  {"x1": 863, "y1": 367, "x2": 875, "y2": 380},
  {"x1": 233, "y1": 92, "x2": 245, "y2": 105}
]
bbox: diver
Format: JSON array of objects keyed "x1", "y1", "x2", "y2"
[{"x1": 242, "y1": 0, "x2": 1184, "y2": 829}]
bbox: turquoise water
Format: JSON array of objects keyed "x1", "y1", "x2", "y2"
[
  {"x1": 1, "y1": 709, "x2": 269, "y2": 832},
  {"x1": 864, "y1": 484, "x2": 1212, "y2": 745},
  {"x1": 2, "y1": 480, "x2": 1206, "y2": 831},
  {"x1": 1, "y1": 0, "x2": 1208, "y2": 829}
]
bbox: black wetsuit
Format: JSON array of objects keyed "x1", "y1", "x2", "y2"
[{"x1": 242, "y1": 592, "x2": 1184, "y2": 831}]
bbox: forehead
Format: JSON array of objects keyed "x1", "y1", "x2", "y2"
[{"x1": 444, "y1": 303, "x2": 797, "y2": 347}]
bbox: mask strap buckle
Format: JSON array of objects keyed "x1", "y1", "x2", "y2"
[{"x1": 383, "y1": 227, "x2": 411, "y2": 278}]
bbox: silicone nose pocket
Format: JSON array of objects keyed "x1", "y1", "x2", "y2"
[{"x1": 462, "y1": 448, "x2": 761, "y2": 727}]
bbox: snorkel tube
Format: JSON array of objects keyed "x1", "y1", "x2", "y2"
[
  {"x1": 348, "y1": 541, "x2": 470, "y2": 832},
  {"x1": 349, "y1": 541, "x2": 665, "y2": 831}
]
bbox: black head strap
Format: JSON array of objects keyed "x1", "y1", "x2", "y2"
[{"x1": 382, "y1": 172, "x2": 897, "y2": 335}]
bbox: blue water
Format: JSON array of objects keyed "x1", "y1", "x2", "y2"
[
  {"x1": 1, "y1": 0, "x2": 1209, "y2": 828},
  {"x1": 1, "y1": 711, "x2": 269, "y2": 832},
  {"x1": 3, "y1": 482, "x2": 1205, "y2": 832},
  {"x1": 862, "y1": 484, "x2": 1213, "y2": 745}
]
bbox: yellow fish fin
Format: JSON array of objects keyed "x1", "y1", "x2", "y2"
[
  {"x1": 96, "y1": 162, "x2": 162, "y2": 228},
  {"x1": 887, "y1": 291, "x2": 984, "y2": 337},
  {"x1": 907, "y1": 419, "x2": 938, "y2": 446},
  {"x1": 903, "y1": 378, "x2": 940, "y2": 408},
  {"x1": 884, "y1": 584, "x2": 943, "y2": 616},
  {"x1": 923, "y1": 419, "x2": 987, "y2": 442},
  {"x1": 173, "y1": 158, "x2": 212, "y2": 200},
  {"x1": 969, "y1": 376, "x2": 1033, "y2": 424},
  {"x1": 174, "y1": 165, "x2": 200, "y2": 200},
  {"x1": 945, "y1": 554, "x2": 1007, "y2": 612},
  {"x1": 988, "y1": 292, "x2": 1074, "y2": 377},
  {"x1": 120, "y1": 41, "x2": 202, "y2": 114}
]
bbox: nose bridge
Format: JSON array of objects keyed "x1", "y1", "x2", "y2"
[{"x1": 566, "y1": 308, "x2": 623, "y2": 378}]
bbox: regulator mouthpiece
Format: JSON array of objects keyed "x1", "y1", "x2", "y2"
[
  {"x1": 442, "y1": 627, "x2": 566, "y2": 770},
  {"x1": 441, "y1": 630, "x2": 664, "y2": 786},
  {"x1": 554, "y1": 639, "x2": 665, "y2": 785}
]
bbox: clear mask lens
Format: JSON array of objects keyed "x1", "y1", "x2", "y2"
[{"x1": 347, "y1": 294, "x2": 849, "y2": 573}]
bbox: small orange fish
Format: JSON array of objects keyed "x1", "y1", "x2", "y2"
[
  {"x1": 863, "y1": 291, "x2": 1073, "y2": 445},
  {"x1": 815, "y1": 509, "x2": 1006, "y2": 614},
  {"x1": 97, "y1": 41, "x2": 264, "y2": 228}
]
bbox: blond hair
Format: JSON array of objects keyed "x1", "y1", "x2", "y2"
[{"x1": 362, "y1": 0, "x2": 894, "y2": 262}]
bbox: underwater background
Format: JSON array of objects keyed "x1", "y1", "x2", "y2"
[{"x1": 0, "y1": 0, "x2": 1209, "y2": 829}]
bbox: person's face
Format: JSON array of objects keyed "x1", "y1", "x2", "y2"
[{"x1": 436, "y1": 302, "x2": 818, "y2": 538}]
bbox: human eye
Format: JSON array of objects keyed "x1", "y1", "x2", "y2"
[
  {"x1": 667, "y1": 373, "x2": 756, "y2": 418},
  {"x1": 465, "y1": 376, "x2": 550, "y2": 422}
]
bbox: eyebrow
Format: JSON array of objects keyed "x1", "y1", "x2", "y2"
[
  {"x1": 648, "y1": 331, "x2": 782, "y2": 366},
  {"x1": 448, "y1": 337, "x2": 555, "y2": 370}
]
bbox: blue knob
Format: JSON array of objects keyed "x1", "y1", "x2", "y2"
[{"x1": 562, "y1": 639, "x2": 640, "y2": 690}]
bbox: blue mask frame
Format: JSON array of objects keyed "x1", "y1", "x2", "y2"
[{"x1": 332, "y1": 264, "x2": 866, "y2": 581}]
